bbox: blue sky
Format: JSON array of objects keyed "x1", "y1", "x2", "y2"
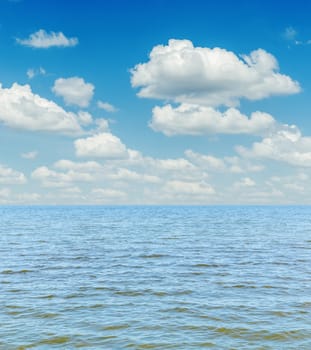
[{"x1": 1, "y1": 0, "x2": 311, "y2": 204}]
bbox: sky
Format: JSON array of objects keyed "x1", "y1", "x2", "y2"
[{"x1": 1, "y1": 0, "x2": 311, "y2": 204}]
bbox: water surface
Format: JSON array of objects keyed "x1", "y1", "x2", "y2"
[{"x1": 1, "y1": 206, "x2": 311, "y2": 349}]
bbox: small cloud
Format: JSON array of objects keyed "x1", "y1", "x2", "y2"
[
  {"x1": 27, "y1": 67, "x2": 46, "y2": 79},
  {"x1": 27, "y1": 69, "x2": 35, "y2": 79},
  {"x1": 17, "y1": 29, "x2": 78, "y2": 48},
  {"x1": 97, "y1": 101, "x2": 118, "y2": 112},
  {"x1": 21, "y1": 151, "x2": 38, "y2": 159},
  {"x1": 52, "y1": 77, "x2": 94, "y2": 107},
  {"x1": 77, "y1": 111, "x2": 93, "y2": 125},
  {"x1": 74, "y1": 132, "x2": 128, "y2": 159},
  {"x1": 284, "y1": 26, "x2": 297, "y2": 41}
]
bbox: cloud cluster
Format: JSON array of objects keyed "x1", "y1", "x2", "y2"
[
  {"x1": 151, "y1": 104, "x2": 276, "y2": 136},
  {"x1": 131, "y1": 39, "x2": 300, "y2": 107},
  {"x1": 17, "y1": 29, "x2": 78, "y2": 48},
  {"x1": 52, "y1": 77, "x2": 94, "y2": 107},
  {"x1": 0, "y1": 83, "x2": 84, "y2": 134}
]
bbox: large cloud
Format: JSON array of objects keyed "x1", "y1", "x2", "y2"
[
  {"x1": 52, "y1": 77, "x2": 94, "y2": 107},
  {"x1": 150, "y1": 104, "x2": 276, "y2": 136},
  {"x1": 74, "y1": 132, "x2": 129, "y2": 159},
  {"x1": 237, "y1": 125, "x2": 311, "y2": 167},
  {"x1": 0, "y1": 83, "x2": 84, "y2": 134},
  {"x1": 17, "y1": 29, "x2": 78, "y2": 48},
  {"x1": 131, "y1": 39, "x2": 300, "y2": 107}
]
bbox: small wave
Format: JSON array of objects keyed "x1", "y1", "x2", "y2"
[
  {"x1": 114, "y1": 290, "x2": 144, "y2": 296},
  {"x1": 210, "y1": 327, "x2": 310, "y2": 341},
  {"x1": 39, "y1": 294, "x2": 56, "y2": 299},
  {"x1": 1, "y1": 269, "x2": 33, "y2": 274},
  {"x1": 140, "y1": 254, "x2": 168, "y2": 259},
  {"x1": 126, "y1": 343, "x2": 168, "y2": 349},
  {"x1": 161, "y1": 307, "x2": 192, "y2": 314},
  {"x1": 102, "y1": 324, "x2": 129, "y2": 331},
  {"x1": 34, "y1": 312, "x2": 60, "y2": 319},
  {"x1": 24, "y1": 336, "x2": 71, "y2": 347},
  {"x1": 193, "y1": 263, "x2": 220, "y2": 268}
]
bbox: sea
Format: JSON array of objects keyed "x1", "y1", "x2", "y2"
[{"x1": 1, "y1": 205, "x2": 311, "y2": 349}]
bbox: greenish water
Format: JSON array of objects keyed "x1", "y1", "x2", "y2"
[{"x1": 1, "y1": 206, "x2": 311, "y2": 349}]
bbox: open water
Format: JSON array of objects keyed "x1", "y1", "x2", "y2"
[{"x1": 1, "y1": 205, "x2": 311, "y2": 349}]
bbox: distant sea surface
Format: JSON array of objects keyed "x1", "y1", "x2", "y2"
[{"x1": 1, "y1": 206, "x2": 311, "y2": 349}]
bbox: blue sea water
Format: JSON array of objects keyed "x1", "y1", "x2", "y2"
[{"x1": 1, "y1": 205, "x2": 311, "y2": 349}]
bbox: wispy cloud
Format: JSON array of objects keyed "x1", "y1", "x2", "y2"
[
  {"x1": 283, "y1": 26, "x2": 311, "y2": 46},
  {"x1": 27, "y1": 67, "x2": 46, "y2": 79},
  {"x1": 21, "y1": 151, "x2": 38, "y2": 160},
  {"x1": 284, "y1": 26, "x2": 297, "y2": 41},
  {"x1": 17, "y1": 29, "x2": 78, "y2": 48}
]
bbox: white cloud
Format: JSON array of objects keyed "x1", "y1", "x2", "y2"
[
  {"x1": 131, "y1": 39, "x2": 300, "y2": 107},
  {"x1": 17, "y1": 29, "x2": 78, "y2": 48},
  {"x1": 97, "y1": 101, "x2": 118, "y2": 112},
  {"x1": 237, "y1": 125, "x2": 311, "y2": 167},
  {"x1": 52, "y1": 77, "x2": 94, "y2": 107},
  {"x1": 0, "y1": 83, "x2": 83, "y2": 134},
  {"x1": 0, "y1": 165, "x2": 26, "y2": 184},
  {"x1": 21, "y1": 151, "x2": 38, "y2": 159},
  {"x1": 74, "y1": 132, "x2": 129, "y2": 159},
  {"x1": 151, "y1": 104, "x2": 275, "y2": 136}
]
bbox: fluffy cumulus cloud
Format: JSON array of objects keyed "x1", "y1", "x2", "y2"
[
  {"x1": 237, "y1": 125, "x2": 311, "y2": 167},
  {"x1": 131, "y1": 39, "x2": 300, "y2": 107},
  {"x1": 74, "y1": 132, "x2": 129, "y2": 159},
  {"x1": 0, "y1": 83, "x2": 83, "y2": 134},
  {"x1": 151, "y1": 104, "x2": 276, "y2": 136},
  {"x1": 17, "y1": 29, "x2": 78, "y2": 48},
  {"x1": 52, "y1": 77, "x2": 94, "y2": 107}
]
